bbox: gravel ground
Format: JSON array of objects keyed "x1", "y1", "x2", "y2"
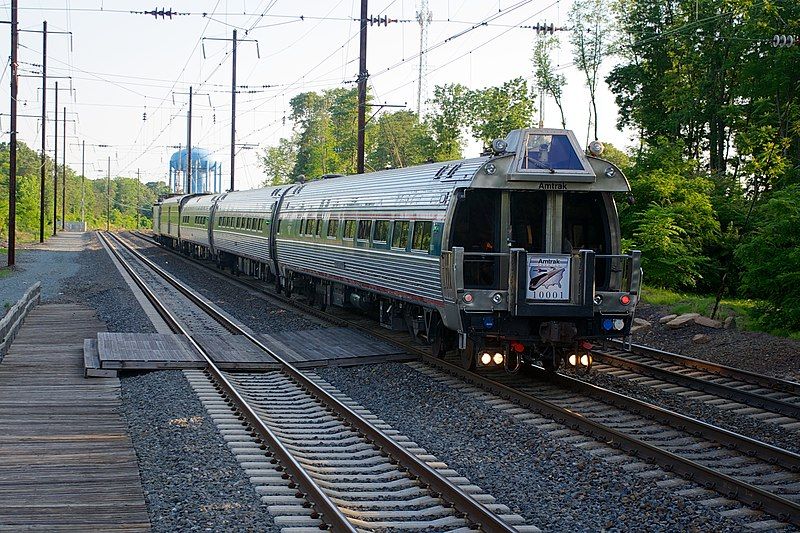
[
  {"x1": 121, "y1": 370, "x2": 279, "y2": 533},
  {"x1": 57, "y1": 234, "x2": 155, "y2": 333},
  {"x1": 317, "y1": 362, "x2": 747, "y2": 532},
  {"x1": 126, "y1": 233, "x2": 321, "y2": 334},
  {"x1": 633, "y1": 303, "x2": 800, "y2": 382},
  {"x1": 567, "y1": 367, "x2": 800, "y2": 454},
  {"x1": 0, "y1": 244, "x2": 82, "y2": 307}
]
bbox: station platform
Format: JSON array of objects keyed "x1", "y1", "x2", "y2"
[
  {"x1": 85, "y1": 326, "x2": 411, "y2": 375},
  {"x1": 0, "y1": 304, "x2": 150, "y2": 531}
]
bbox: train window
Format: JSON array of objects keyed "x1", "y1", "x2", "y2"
[
  {"x1": 343, "y1": 220, "x2": 356, "y2": 240},
  {"x1": 451, "y1": 189, "x2": 502, "y2": 289},
  {"x1": 315, "y1": 217, "x2": 323, "y2": 236},
  {"x1": 392, "y1": 221, "x2": 409, "y2": 249},
  {"x1": 411, "y1": 221, "x2": 433, "y2": 251},
  {"x1": 373, "y1": 220, "x2": 390, "y2": 242},
  {"x1": 522, "y1": 133, "x2": 584, "y2": 171},
  {"x1": 510, "y1": 191, "x2": 546, "y2": 253},
  {"x1": 357, "y1": 220, "x2": 372, "y2": 241},
  {"x1": 327, "y1": 219, "x2": 340, "y2": 238},
  {"x1": 258, "y1": 219, "x2": 264, "y2": 231},
  {"x1": 299, "y1": 219, "x2": 306, "y2": 235},
  {"x1": 236, "y1": 217, "x2": 241, "y2": 228}
]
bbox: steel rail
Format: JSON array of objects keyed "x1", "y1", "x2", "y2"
[
  {"x1": 99, "y1": 232, "x2": 356, "y2": 533},
  {"x1": 610, "y1": 340, "x2": 800, "y2": 395},
  {"x1": 110, "y1": 232, "x2": 517, "y2": 533},
  {"x1": 130, "y1": 230, "x2": 800, "y2": 526},
  {"x1": 592, "y1": 349, "x2": 800, "y2": 419}
]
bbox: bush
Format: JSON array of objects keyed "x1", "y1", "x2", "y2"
[{"x1": 736, "y1": 186, "x2": 800, "y2": 332}]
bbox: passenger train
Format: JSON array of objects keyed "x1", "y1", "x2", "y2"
[{"x1": 152, "y1": 128, "x2": 642, "y2": 372}]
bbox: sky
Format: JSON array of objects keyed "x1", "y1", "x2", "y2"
[{"x1": 0, "y1": 1, "x2": 634, "y2": 191}]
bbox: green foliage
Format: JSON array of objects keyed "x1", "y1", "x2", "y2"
[
  {"x1": 464, "y1": 77, "x2": 535, "y2": 147},
  {"x1": 736, "y1": 186, "x2": 800, "y2": 332},
  {"x1": 533, "y1": 37, "x2": 567, "y2": 128},
  {"x1": 0, "y1": 141, "x2": 160, "y2": 242},
  {"x1": 621, "y1": 140, "x2": 720, "y2": 289},
  {"x1": 261, "y1": 137, "x2": 298, "y2": 185},
  {"x1": 368, "y1": 111, "x2": 432, "y2": 170},
  {"x1": 424, "y1": 83, "x2": 469, "y2": 161}
]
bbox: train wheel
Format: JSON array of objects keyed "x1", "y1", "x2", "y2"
[
  {"x1": 430, "y1": 320, "x2": 446, "y2": 359},
  {"x1": 459, "y1": 339, "x2": 477, "y2": 371}
]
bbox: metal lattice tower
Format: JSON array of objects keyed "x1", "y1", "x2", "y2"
[{"x1": 416, "y1": 0, "x2": 432, "y2": 117}]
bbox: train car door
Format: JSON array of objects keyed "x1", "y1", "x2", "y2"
[{"x1": 450, "y1": 189, "x2": 503, "y2": 289}]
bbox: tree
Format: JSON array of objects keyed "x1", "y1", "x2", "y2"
[
  {"x1": 569, "y1": 0, "x2": 611, "y2": 142},
  {"x1": 261, "y1": 137, "x2": 298, "y2": 185},
  {"x1": 736, "y1": 186, "x2": 800, "y2": 332},
  {"x1": 533, "y1": 36, "x2": 567, "y2": 128},
  {"x1": 368, "y1": 111, "x2": 433, "y2": 170},
  {"x1": 424, "y1": 83, "x2": 469, "y2": 161},
  {"x1": 465, "y1": 77, "x2": 535, "y2": 147}
]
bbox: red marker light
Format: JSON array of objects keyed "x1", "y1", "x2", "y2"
[
  {"x1": 620, "y1": 294, "x2": 631, "y2": 305},
  {"x1": 511, "y1": 342, "x2": 525, "y2": 353}
]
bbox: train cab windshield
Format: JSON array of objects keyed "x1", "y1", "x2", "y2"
[{"x1": 521, "y1": 133, "x2": 584, "y2": 171}]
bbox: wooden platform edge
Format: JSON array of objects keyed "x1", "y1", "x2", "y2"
[
  {"x1": 83, "y1": 339, "x2": 118, "y2": 378},
  {"x1": 0, "y1": 282, "x2": 42, "y2": 360}
]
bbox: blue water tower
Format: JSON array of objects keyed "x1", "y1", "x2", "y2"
[{"x1": 169, "y1": 147, "x2": 222, "y2": 193}]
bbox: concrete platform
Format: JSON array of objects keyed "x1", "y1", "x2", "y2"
[
  {"x1": 0, "y1": 303, "x2": 150, "y2": 531},
  {"x1": 86, "y1": 327, "x2": 411, "y2": 374}
]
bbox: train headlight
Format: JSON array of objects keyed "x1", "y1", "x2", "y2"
[
  {"x1": 588, "y1": 140, "x2": 604, "y2": 156},
  {"x1": 491, "y1": 293, "x2": 503, "y2": 304},
  {"x1": 568, "y1": 353, "x2": 578, "y2": 366},
  {"x1": 493, "y1": 352, "x2": 504, "y2": 365},
  {"x1": 491, "y1": 138, "x2": 508, "y2": 153},
  {"x1": 480, "y1": 352, "x2": 492, "y2": 365},
  {"x1": 580, "y1": 353, "x2": 592, "y2": 366},
  {"x1": 484, "y1": 163, "x2": 497, "y2": 175}
]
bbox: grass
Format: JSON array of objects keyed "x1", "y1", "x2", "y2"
[{"x1": 640, "y1": 285, "x2": 759, "y2": 331}]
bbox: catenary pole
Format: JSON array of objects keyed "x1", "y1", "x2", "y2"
[
  {"x1": 61, "y1": 105, "x2": 65, "y2": 229},
  {"x1": 230, "y1": 29, "x2": 237, "y2": 192},
  {"x1": 7, "y1": 0, "x2": 18, "y2": 266},
  {"x1": 81, "y1": 140, "x2": 85, "y2": 224},
  {"x1": 356, "y1": 0, "x2": 368, "y2": 174},
  {"x1": 187, "y1": 86, "x2": 192, "y2": 194},
  {"x1": 53, "y1": 81, "x2": 58, "y2": 236},
  {"x1": 136, "y1": 169, "x2": 140, "y2": 230},
  {"x1": 106, "y1": 156, "x2": 110, "y2": 231},
  {"x1": 39, "y1": 21, "x2": 47, "y2": 243}
]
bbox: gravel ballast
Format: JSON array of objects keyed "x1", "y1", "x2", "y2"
[
  {"x1": 127, "y1": 233, "x2": 320, "y2": 334},
  {"x1": 317, "y1": 362, "x2": 747, "y2": 532},
  {"x1": 121, "y1": 370, "x2": 279, "y2": 532}
]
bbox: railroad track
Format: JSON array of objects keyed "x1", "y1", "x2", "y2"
[
  {"x1": 589, "y1": 344, "x2": 800, "y2": 429},
  {"x1": 100, "y1": 232, "x2": 533, "y2": 532},
  {"x1": 126, "y1": 230, "x2": 800, "y2": 527}
]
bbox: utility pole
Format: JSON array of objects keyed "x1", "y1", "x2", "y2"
[
  {"x1": 186, "y1": 87, "x2": 193, "y2": 193},
  {"x1": 7, "y1": 0, "x2": 18, "y2": 266},
  {"x1": 202, "y1": 32, "x2": 258, "y2": 192},
  {"x1": 81, "y1": 140, "x2": 85, "y2": 224},
  {"x1": 136, "y1": 169, "x2": 140, "y2": 230},
  {"x1": 357, "y1": 0, "x2": 368, "y2": 174},
  {"x1": 61, "y1": 105, "x2": 66, "y2": 230},
  {"x1": 106, "y1": 156, "x2": 110, "y2": 232},
  {"x1": 39, "y1": 21, "x2": 46, "y2": 243},
  {"x1": 230, "y1": 30, "x2": 237, "y2": 192},
  {"x1": 53, "y1": 81, "x2": 58, "y2": 236}
]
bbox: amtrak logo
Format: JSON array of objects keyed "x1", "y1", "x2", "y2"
[
  {"x1": 526, "y1": 255, "x2": 571, "y2": 301},
  {"x1": 529, "y1": 266, "x2": 566, "y2": 291}
]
